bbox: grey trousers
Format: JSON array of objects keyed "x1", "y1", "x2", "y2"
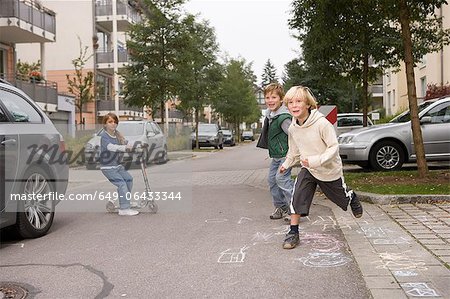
[{"x1": 290, "y1": 168, "x2": 355, "y2": 216}]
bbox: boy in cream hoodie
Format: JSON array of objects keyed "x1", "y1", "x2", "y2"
[{"x1": 279, "y1": 86, "x2": 363, "y2": 249}]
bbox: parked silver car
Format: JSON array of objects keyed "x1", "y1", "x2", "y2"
[
  {"x1": 0, "y1": 79, "x2": 69, "y2": 238},
  {"x1": 84, "y1": 120, "x2": 168, "y2": 169},
  {"x1": 339, "y1": 97, "x2": 450, "y2": 171},
  {"x1": 190, "y1": 123, "x2": 223, "y2": 149},
  {"x1": 337, "y1": 113, "x2": 373, "y2": 136}
]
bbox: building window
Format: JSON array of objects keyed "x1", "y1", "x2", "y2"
[
  {"x1": 0, "y1": 49, "x2": 5, "y2": 75},
  {"x1": 420, "y1": 76, "x2": 427, "y2": 98}
]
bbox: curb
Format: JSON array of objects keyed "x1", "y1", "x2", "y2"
[{"x1": 357, "y1": 191, "x2": 450, "y2": 204}]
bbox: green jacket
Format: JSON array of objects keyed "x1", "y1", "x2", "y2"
[{"x1": 268, "y1": 113, "x2": 291, "y2": 158}]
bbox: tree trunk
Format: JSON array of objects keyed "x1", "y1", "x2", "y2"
[
  {"x1": 362, "y1": 52, "x2": 369, "y2": 127},
  {"x1": 160, "y1": 100, "x2": 165, "y2": 124},
  {"x1": 398, "y1": 0, "x2": 428, "y2": 177},
  {"x1": 195, "y1": 108, "x2": 199, "y2": 149}
]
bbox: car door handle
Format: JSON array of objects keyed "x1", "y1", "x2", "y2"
[{"x1": 1, "y1": 138, "x2": 17, "y2": 146}]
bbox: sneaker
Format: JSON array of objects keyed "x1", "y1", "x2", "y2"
[
  {"x1": 350, "y1": 193, "x2": 363, "y2": 218},
  {"x1": 270, "y1": 206, "x2": 288, "y2": 220},
  {"x1": 118, "y1": 208, "x2": 139, "y2": 216},
  {"x1": 283, "y1": 232, "x2": 299, "y2": 249}
]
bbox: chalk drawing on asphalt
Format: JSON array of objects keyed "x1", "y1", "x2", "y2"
[
  {"x1": 272, "y1": 225, "x2": 291, "y2": 235},
  {"x1": 400, "y1": 283, "x2": 439, "y2": 297},
  {"x1": 237, "y1": 217, "x2": 252, "y2": 224},
  {"x1": 299, "y1": 232, "x2": 345, "y2": 253},
  {"x1": 294, "y1": 252, "x2": 352, "y2": 268},
  {"x1": 251, "y1": 232, "x2": 274, "y2": 244},
  {"x1": 205, "y1": 219, "x2": 228, "y2": 223},
  {"x1": 218, "y1": 245, "x2": 250, "y2": 264},
  {"x1": 310, "y1": 216, "x2": 355, "y2": 231}
]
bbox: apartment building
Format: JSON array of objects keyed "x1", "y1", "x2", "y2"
[
  {"x1": 383, "y1": 4, "x2": 450, "y2": 116},
  {"x1": 16, "y1": 0, "x2": 143, "y2": 128}
]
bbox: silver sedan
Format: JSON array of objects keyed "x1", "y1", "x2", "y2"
[{"x1": 338, "y1": 97, "x2": 450, "y2": 171}]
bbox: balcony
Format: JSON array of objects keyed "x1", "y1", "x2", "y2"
[
  {"x1": 97, "y1": 99, "x2": 143, "y2": 118},
  {"x1": 0, "y1": 0, "x2": 56, "y2": 43},
  {"x1": 95, "y1": 0, "x2": 141, "y2": 32},
  {"x1": 370, "y1": 84, "x2": 383, "y2": 97},
  {"x1": 1, "y1": 73, "x2": 58, "y2": 112},
  {"x1": 95, "y1": 49, "x2": 130, "y2": 74}
]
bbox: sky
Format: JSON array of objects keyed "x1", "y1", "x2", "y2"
[{"x1": 183, "y1": 0, "x2": 300, "y2": 84}]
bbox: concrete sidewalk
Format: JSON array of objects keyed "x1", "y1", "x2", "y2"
[{"x1": 328, "y1": 198, "x2": 450, "y2": 299}]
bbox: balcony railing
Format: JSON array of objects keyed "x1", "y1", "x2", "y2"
[
  {"x1": 95, "y1": 0, "x2": 141, "y2": 23},
  {"x1": 370, "y1": 85, "x2": 383, "y2": 95},
  {"x1": 96, "y1": 50, "x2": 129, "y2": 64},
  {"x1": 0, "y1": 73, "x2": 58, "y2": 107},
  {"x1": 0, "y1": 0, "x2": 56, "y2": 34},
  {"x1": 97, "y1": 99, "x2": 142, "y2": 113}
]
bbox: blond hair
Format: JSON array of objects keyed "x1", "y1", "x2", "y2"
[
  {"x1": 284, "y1": 86, "x2": 318, "y2": 109},
  {"x1": 264, "y1": 82, "x2": 285, "y2": 99}
]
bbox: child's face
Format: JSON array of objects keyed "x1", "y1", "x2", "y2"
[
  {"x1": 287, "y1": 97, "x2": 311, "y2": 120},
  {"x1": 105, "y1": 117, "x2": 117, "y2": 132},
  {"x1": 265, "y1": 91, "x2": 282, "y2": 112}
]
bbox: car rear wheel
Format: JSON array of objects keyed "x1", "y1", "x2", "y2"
[
  {"x1": 369, "y1": 141, "x2": 405, "y2": 171},
  {"x1": 14, "y1": 166, "x2": 55, "y2": 238}
]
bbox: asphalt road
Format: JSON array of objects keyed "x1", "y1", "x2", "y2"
[{"x1": 0, "y1": 142, "x2": 373, "y2": 298}]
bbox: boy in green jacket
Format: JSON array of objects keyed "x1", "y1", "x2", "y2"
[{"x1": 257, "y1": 83, "x2": 294, "y2": 220}]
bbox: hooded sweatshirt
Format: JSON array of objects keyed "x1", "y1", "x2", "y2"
[{"x1": 281, "y1": 109, "x2": 343, "y2": 182}]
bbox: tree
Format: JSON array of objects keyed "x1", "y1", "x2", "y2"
[
  {"x1": 214, "y1": 58, "x2": 259, "y2": 141},
  {"x1": 123, "y1": 0, "x2": 186, "y2": 123},
  {"x1": 261, "y1": 59, "x2": 278, "y2": 87},
  {"x1": 289, "y1": 0, "x2": 450, "y2": 177},
  {"x1": 378, "y1": 0, "x2": 450, "y2": 177},
  {"x1": 66, "y1": 38, "x2": 94, "y2": 127},
  {"x1": 176, "y1": 15, "x2": 224, "y2": 149},
  {"x1": 289, "y1": 0, "x2": 400, "y2": 125},
  {"x1": 282, "y1": 58, "x2": 358, "y2": 112}
]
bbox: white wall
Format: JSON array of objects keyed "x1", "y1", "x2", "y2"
[{"x1": 17, "y1": 1, "x2": 95, "y2": 72}]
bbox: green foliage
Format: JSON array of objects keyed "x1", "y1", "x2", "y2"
[
  {"x1": 261, "y1": 59, "x2": 278, "y2": 87},
  {"x1": 123, "y1": 0, "x2": 187, "y2": 121},
  {"x1": 214, "y1": 58, "x2": 259, "y2": 138},
  {"x1": 282, "y1": 58, "x2": 358, "y2": 112},
  {"x1": 66, "y1": 37, "x2": 94, "y2": 124}
]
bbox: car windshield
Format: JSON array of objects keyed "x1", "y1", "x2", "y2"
[
  {"x1": 117, "y1": 123, "x2": 145, "y2": 135},
  {"x1": 198, "y1": 124, "x2": 217, "y2": 132},
  {"x1": 390, "y1": 101, "x2": 435, "y2": 123},
  {"x1": 222, "y1": 130, "x2": 231, "y2": 135},
  {"x1": 243, "y1": 131, "x2": 252, "y2": 136}
]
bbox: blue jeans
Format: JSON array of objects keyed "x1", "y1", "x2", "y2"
[
  {"x1": 268, "y1": 157, "x2": 294, "y2": 208},
  {"x1": 101, "y1": 165, "x2": 133, "y2": 209}
]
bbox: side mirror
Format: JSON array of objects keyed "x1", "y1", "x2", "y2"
[{"x1": 420, "y1": 116, "x2": 432, "y2": 124}]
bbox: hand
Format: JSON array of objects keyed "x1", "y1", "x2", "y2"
[
  {"x1": 300, "y1": 158, "x2": 309, "y2": 167},
  {"x1": 279, "y1": 165, "x2": 286, "y2": 173},
  {"x1": 125, "y1": 145, "x2": 133, "y2": 152}
]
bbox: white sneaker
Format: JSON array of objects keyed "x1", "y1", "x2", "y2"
[{"x1": 118, "y1": 208, "x2": 139, "y2": 216}]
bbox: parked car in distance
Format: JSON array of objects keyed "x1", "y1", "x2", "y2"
[
  {"x1": 338, "y1": 97, "x2": 450, "y2": 171},
  {"x1": 337, "y1": 113, "x2": 373, "y2": 136},
  {"x1": 0, "y1": 79, "x2": 69, "y2": 238},
  {"x1": 191, "y1": 123, "x2": 223, "y2": 149},
  {"x1": 222, "y1": 129, "x2": 235, "y2": 146},
  {"x1": 242, "y1": 130, "x2": 255, "y2": 141},
  {"x1": 84, "y1": 120, "x2": 168, "y2": 169}
]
